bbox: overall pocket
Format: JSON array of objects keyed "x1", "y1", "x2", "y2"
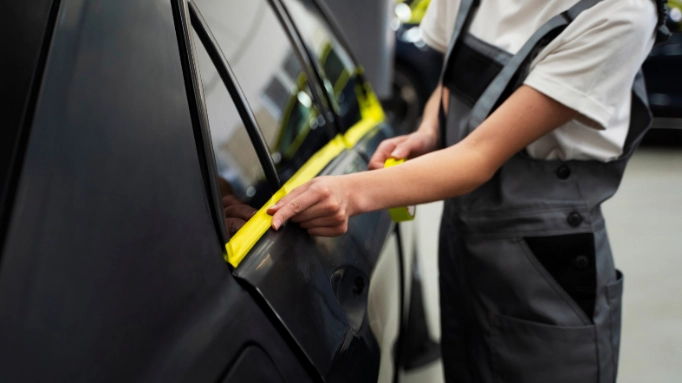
[{"x1": 490, "y1": 312, "x2": 599, "y2": 383}]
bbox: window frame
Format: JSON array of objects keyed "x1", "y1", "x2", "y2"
[
  {"x1": 274, "y1": 0, "x2": 374, "y2": 120},
  {"x1": 188, "y1": 1, "x2": 282, "y2": 193},
  {"x1": 177, "y1": 0, "x2": 349, "y2": 247},
  {"x1": 171, "y1": 0, "x2": 229, "y2": 246}
]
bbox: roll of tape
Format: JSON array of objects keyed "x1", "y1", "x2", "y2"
[{"x1": 383, "y1": 158, "x2": 416, "y2": 222}]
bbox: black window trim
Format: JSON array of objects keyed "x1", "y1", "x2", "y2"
[
  {"x1": 265, "y1": 0, "x2": 343, "y2": 135},
  {"x1": 273, "y1": 0, "x2": 371, "y2": 129},
  {"x1": 175, "y1": 0, "x2": 359, "y2": 246},
  {"x1": 171, "y1": 0, "x2": 229, "y2": 246},
  {"x1": 186, "y1": 0, "x2": 350, "y2": 205}
]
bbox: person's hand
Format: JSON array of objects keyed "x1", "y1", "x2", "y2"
[
  {"x1": 223, "y1": 195, "x2": 257, "y2": 236},
  {"x1": 368, "y1": 130, "x2": 438, "y2": 170},
  {"x1": 267, "y1": 176, "x2": 353, "y2": 237}
]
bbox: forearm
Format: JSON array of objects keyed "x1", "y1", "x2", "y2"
[
  {"x1": 269, "y1": 86, "x2": 578, "y2": 234},
  {"x1": 348, "y1": 85, "x2": 578, "y2": 215},
  {"x1": 347, "y1": 140, "x2": 492, "y2": 214}
]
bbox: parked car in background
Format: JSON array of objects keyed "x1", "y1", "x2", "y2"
[
  {"x1": 643, "y1": 0, "x2": 682, "y2": 131},
  {"x1": 385, "y1": 0, "x2": 682, "y2": 136},
  {"x1": 0, "y1": 0, "x2": 434, "y2": 382},
  {"x1": 382, "y1": 0, "x2": 442, "y2": 135}
]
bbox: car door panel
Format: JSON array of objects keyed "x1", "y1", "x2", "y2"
[
  {"x1": 189, "y1": 0, "x2": 410, "y2": 378},
  {"x1": 233, "y1": 147, "x2": 393, "y2": 381},
  {"x1": 190, "y1": 0, "x2": 400, "y2": 380},
  {"x1": 0, "y1": 1, "x2": 313, "y2": 382}
]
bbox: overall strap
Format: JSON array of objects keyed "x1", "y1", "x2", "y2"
[
  {"x1": 439, "y1": 0, "x2": 480, "y2": 84},
  {"x1": 622, "y1": 70, "x2": 652, "y2": 156},
  {"x1": 466, "y1": 0, "x2": 603, "y2": 131}
]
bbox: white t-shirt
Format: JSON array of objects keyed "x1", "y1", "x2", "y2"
[{"x1": 421, "y1": 0, "x2": 658, "y2": 161}]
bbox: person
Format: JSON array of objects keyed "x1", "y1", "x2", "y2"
[{"x1": 267, "y1": 0, "x2": 665, "y2": 380}]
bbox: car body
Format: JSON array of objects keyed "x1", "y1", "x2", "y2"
[{"x1": 0, "y1": 0, "x2": 433, "y2": 381}]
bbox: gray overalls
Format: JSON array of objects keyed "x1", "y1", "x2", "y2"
[{"x1": 436, "y1": 0, "x2": 652, "y2": 381}]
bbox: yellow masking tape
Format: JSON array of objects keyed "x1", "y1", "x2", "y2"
[
  {"x1": 225, "y1": 135, "x2": 347, "y2": 267},
  {"x1": 225, "y1": 82, "x2": 385, "y2": 268},
  {"x1": 383, "y1": 158, "x2": 416, "y2": 222},
  {"x1": 342, "y1": 85, "x2": 385, "y2": 147}
]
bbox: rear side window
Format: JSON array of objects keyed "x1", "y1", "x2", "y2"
[
  {"x1": 281, "y1": 0, "x2": 363, "y2": 130},
  {"x1": 193, "y1": 38, "x2": 271, "y2": 211},
  {"x1": 193, "y1": 0, "x2": 335, "y2": 187}
]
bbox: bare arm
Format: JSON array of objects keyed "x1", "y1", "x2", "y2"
[
  {"x1": 268, "y1": 85, "x2": 578, "y2": 235},
  {"x1": 416, "y1": 83, "x2": 444, "y2": 140}
]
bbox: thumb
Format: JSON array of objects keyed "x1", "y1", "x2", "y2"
[{"x1": 390, "y1": 141, "x2": 411, "y2": 159}]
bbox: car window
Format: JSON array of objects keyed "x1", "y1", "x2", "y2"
[
  {"x1": 281, "y1": 0, "x2": 364, "y2": 131},
  {"x1": 193, "y1": 0, "x2": 335, "y2": 188},
  {"x1": 193, "y1": 38, "x2": 272, "y2": 215}
]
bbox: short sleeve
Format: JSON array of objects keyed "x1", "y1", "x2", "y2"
[
  {"x1": 420, "y1": 0, "x2": 460, "y2": 53},
  {"x1": 524, "y1": 0, "x2": 657, "y2": 130}
]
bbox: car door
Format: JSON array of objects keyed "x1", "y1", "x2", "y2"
[
  {"x1": 188, "y1": 0, "x2": 400, "y2": 381},
  {"x1": 0, "y1": 1, "x2": 316, "y2": 382},
  {"x1": 275, "y1": 1, "x2": 422, "y2": 381}
]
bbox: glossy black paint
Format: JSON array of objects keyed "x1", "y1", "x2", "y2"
[
  {"x1": 1, "y1": 0, "x2": 401, "y2": 381},
  {"x1": 173, "y1": 0, "x2": 228, "y2": 245},
  {"x1": 234, "y1": 140, "x2": 394, "y2": 381},
  {"x1": 0, "y1": 0, "x2": 311, "y2": 381},
  {"x1": 0, "y1": 0, "x2": 59, "y2": 256}
]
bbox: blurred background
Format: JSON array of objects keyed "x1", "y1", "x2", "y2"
[{"x1": 324, "y1": 0, "x2": 682, "y2": 381}]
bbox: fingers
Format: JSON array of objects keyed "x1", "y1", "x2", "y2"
[
  {"x1": 368, "y1": 136, "x2": 408, "y2": 170},
  {"x1": 389, "y1": 137, "x2": 415, "y2": 159},
  {"x1": 266, "y1": 183, "x2": 307, "y2": 215},
  {"x1": 224, "y1": 204, "x2": 256, "y2": 221},
  {"x1": 289, "y1": 200, "x2": 343, "y2": 222},
  {"x1": 269, "y1": 186, "x2": 320, "y2": 230},
  {"x1": 265, "y1": 176, "x2": 351, "y2": 237}
]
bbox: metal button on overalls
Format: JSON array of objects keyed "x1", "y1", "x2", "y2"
[
  {"x1": 567, "y1": 212, "x2": 583, "y2": 227},
  {"x1": 436, "y1": 0, "x2": 652, "y2": 382},
  {"x1": 556, "y1": 165, "x2": 571, "y2": 180},
  {"x1": 573, "y1": 255, "x2": 590, "y2": 269}
]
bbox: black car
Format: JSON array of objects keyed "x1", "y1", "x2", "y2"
[
  {"x1": 0, "y1": 0, "x2": 436, "y2": 381},
  {"x1": 643, "y1": 26, "x2": 682, "y2": 130}
]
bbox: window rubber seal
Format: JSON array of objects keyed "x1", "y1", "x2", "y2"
[
  {"x1": 265, "y1": 0, "x2": 343, "y2": 136},
  {"x1": 171, "y1": 0, "x2": 229, "y2": 246}
]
